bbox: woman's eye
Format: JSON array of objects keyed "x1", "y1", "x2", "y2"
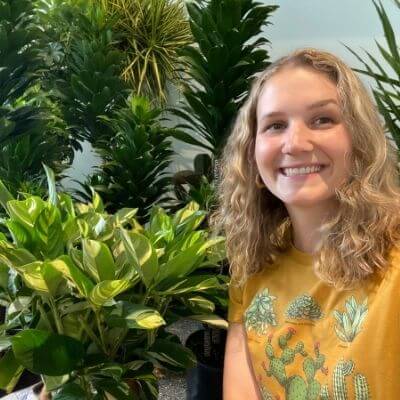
[
  {"x1": 265, "y1": 122, "x2": 285, "y2": 132},
  {"x1": 314, "y1": 116, "x2": 333, "y2": 125}
]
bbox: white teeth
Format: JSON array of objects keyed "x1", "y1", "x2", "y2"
[{"x1": 282, "y1": 165, "x2": 323, "y2": 176}]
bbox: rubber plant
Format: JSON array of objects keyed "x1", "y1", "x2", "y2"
[{"x1": 0, "y1": 165, "x2": 227, "y2": 398}]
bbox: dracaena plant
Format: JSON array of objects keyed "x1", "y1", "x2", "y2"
[
  {"x1": 0, "y1": 0, "x2": 74, "y2": 198},
  {"x1": 344, "y1": 0, "x2": 400, "y2": 149},
  {"x1": 97, "y1": 0, "x2": 193, "y2": 104},
  {"x1": 73, "y1": 96, "x2": 176, "y2": 222},
  {"x1": 169, "y1": 0, "x2": 279, "y2": 209},
  {"x1": 37, "y1": 0, "x2": 130, "y2": 149},
  {"x1": 0, "y1": 165, "x2": 227, "y2": 398}
]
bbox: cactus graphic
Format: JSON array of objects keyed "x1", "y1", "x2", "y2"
[
  {"x1": 319, "y1": 359, "x2": 371, "y2": 400},
  {"x1": 285, "y1": 294, "x2": 324, "y2": 321},
  {"x1": 320, "y1": 384, "x2": 330, "y2": 399},
  {"x1": 333, "y1": 296, "x2": 368, "y2": 343},
  {"x1": 354, "y1": 373, "x2": 370, "y2": 400},
  {"x1": 259, "y1": 385, "x2": 274, "y2": 400},
  {"x1": 263, "y1": 327, "x2": 327, "y2": 400},
  {"x1": 333, "y1": 359, "x2": 354, "y2": 400},
  {"x1": 245, "y1": 288, "x2": 277, "y2": 335}
]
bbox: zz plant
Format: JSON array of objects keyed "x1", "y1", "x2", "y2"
[{"x1": 0, "y1": 165, "x2": 226, "y2": 398}]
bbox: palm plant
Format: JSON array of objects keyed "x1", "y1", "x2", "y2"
[
  {"x1": 344, "y1": 0, "x2": 400, "y2": 150},
  {"x1": 73, "y1": 96, "x2": 176, "y2": 223},
  {"x1": 98, "y1": 0, "x2": 193, "y2": 104},
  {"x1": 169, "y1": 0, "x2": 279, "y2": 209}
]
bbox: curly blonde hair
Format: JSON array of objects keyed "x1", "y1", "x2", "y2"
[{"x1": 209, "y1": 47, "x2": 400, "y2": 291}]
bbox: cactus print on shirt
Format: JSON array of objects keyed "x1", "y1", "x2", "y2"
[{"x1": 228, "y1": 243, "x2": 400, "y2": 399}]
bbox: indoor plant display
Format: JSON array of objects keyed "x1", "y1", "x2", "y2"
[{"x1": 0, "y1": 165, "x2": 227, "y2": 398}]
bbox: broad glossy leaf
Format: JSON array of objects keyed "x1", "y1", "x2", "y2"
[
  {"x1": 147, "y1": 339, "x2": 196, "y2": 370},
  {"x1": 48, "y1": 256, "x2": 94, "y2": 298},
  {"x1": 121, "y1": 231, "x2": 158, "y2": 287},
  {"x1": 43, "y1": 164, "x2": 58, "y2": 206},
  {"x1": 0, "y1": 242, "x2": 36, "y2": 267},
  {"x1": 12, "y1": 329, "x2": 85, "y2": 376},
  {"x1": 0, "y1": 350, "x2": 24, "y2": 391},
  {"x1": 89, "y1": 279, "x2": 133, "y2": 307},
  {"x1": 94, "y1": 378, "x2": 132, "y2": 400},
  {"x1": 0, "y1": 178, "x2": 14, "y2": 212},
  {"x1": 34, "y1": 206, "x2": 64, "y2": 259},
  {"x1": 156, "y1": 275, "x2": 221, "y2": 295},
  {"x1": 0, "y1": 336, "x2": 11, "y2": 352},
  {"x1": 82, "y1": 239, "x2": 115, "y2": 282},
  {"x1": 183, "y1": 295, "x2": 215, "y2": 313},
  {"x1": 0, "y1": 263, "x2": 8, "y2": 289},
  {"x1": 43, "y1": 375, "x2": 71, "y2": 393},
  {"x1": 14, "y1": 261, "x2": 63, "y2": 296},
  {"x1": 111, "y1": 207, "x2": 138, "y2": 227},
  {"x1": 106, "y1": 301, "x2": 165, "y2": 330},
  {"x1": 7, "y1": 197, "x2": 46, "y2": 229},
  {"x1": 156, "y1": 241, "x2": 204, "y2": 283},
  {"x1": 189, "y1": 314, "x2": 228, "y2": 329}
]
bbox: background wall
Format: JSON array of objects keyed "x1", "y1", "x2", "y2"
[{"x1": 61, "y1": 0, "x2": 400, "y2": 191}]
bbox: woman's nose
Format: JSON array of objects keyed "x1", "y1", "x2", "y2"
[{"x1": 281, "y1": 121, "x2": 314, "y2": 154}]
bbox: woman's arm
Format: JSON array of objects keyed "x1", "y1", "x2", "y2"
[{"x1": 223, "y1": 322, "x2": 262, "y2": 400}]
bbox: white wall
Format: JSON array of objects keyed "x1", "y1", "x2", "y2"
[{"x1": 61, "y1": 0, "x2": 400, "y2": 190}]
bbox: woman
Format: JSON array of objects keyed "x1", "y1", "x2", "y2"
[{"x1": 210, "y1": 48, "x2": 400, "y2": 399}]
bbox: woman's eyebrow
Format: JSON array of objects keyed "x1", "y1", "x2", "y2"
[{"x1": 259, "y1": 98, "x2": 339, "y2": 122}]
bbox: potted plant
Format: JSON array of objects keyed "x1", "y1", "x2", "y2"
[{"x1": 0, "y1": 165, "x2": 227, "y2": 398}]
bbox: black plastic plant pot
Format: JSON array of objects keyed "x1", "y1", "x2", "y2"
[
  {"x1": 186, "y1": 359, "x2": 223, "y2": 400},
  {"x1": 185, "y1": 328, "x2": 227, "y2": 400}
]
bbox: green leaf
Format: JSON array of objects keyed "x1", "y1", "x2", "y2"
[
  {"x1": 42, "y1": 374, "x2": 70, "y2": 392},
  {"x1": 0, "y1": 350, "x2": 24, "y2": 391},
  {"x1": 156, "y1": 275, "x2": 221, "y2": 295},
  {"x1": 0, "y1": 179, "x2": 14, "y2": 213},
  {"x1": 34, "y1": 206, "x2": 64, "y2": 259},
  {"x1": 89, "y1": 279, "x2": 133, "y2": 307},
  {"x1": 157, "y1": 241, "x2": 204, "y2": 283},
  {"x1": 12, "y1": 329, "x2": 85, "y2": 376},
  {"x1": 0, "y1": 336, "x2": 11, "y2": 352},
  {"x1": 147, "y1": 339, "x2": 196, "y2": 370},
  {"x1": 7, "y1": 197, "x2": 46, "y2": 229},
  {"x1": 94, "y1": 378, "x2": 133, "y2": 400},
  {"x1": 105, "y1": 302, "x2": 165, "y2": 330},
  {"x1": 14, "y1": 261, "x2": 63, "y2": 296},
  {"x1": 52, "y1": 382, "x2": 86, "y2": 399},
  {"x1": 188, "y1": 314, "x2": 228, "y2": 329},
  {"x1": 0, "y1": 242, "x2": 36, "y2": 267},
  {"x1": 43, "y1": 163, "x2": 58, "y2": 206},
  {"x1": 121, "y1": 231, "x2": 158, "y2": 288},
  {"x1": 82, "y1": 239, "x2": 115, "y2": 282},
  {"x1": 48, "y1": 256, "x2": 94, "y2": 298}
]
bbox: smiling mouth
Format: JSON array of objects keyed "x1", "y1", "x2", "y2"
[{"x1": 278, "y1": 165, "x2": 328, "y2": 177}]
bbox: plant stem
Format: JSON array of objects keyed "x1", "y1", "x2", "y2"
[
  {"x1": 79, "y1": 316, "x2": 106, "y2": 354},
  {"x1": 80, "y1": 375, "x2": 92, "y2": 398},
  {"x1": 110, "y1": 327, "x2": 128, "y2": 359},
  {"x1": 37, "y1": 302, "x2": 53, "y2": 331},
  {"x1": 48, "y1": 297, "x2": 63, "y2": 334},
  {"x1": 94, "y1": 310, "x2": 107, "y2": 355}
]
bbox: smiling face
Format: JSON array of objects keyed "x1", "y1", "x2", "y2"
[{"x1": 254, "y1": 65, "x2": 352, "y2": 209}]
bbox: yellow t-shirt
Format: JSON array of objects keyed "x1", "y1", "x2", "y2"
[{"x1": 228, "y1": 243, "x2": 400, "y2": 400}]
